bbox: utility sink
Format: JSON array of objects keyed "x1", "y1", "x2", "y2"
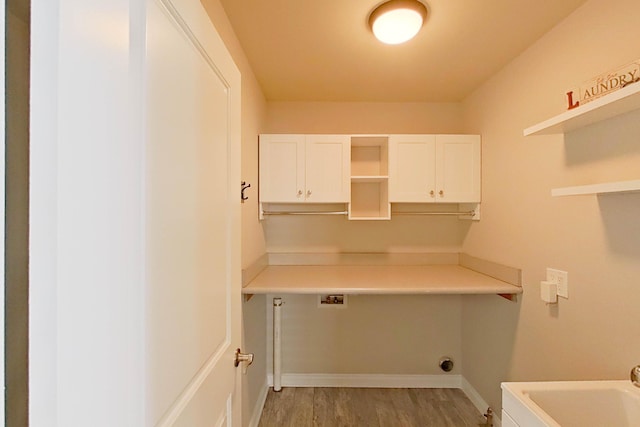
[{"x1": 501, "y1": 381, "x2": 640, "y2": 427}]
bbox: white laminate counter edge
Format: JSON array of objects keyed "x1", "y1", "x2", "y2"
[
  {"x1": 242, "y1": 264, "x2": 522, "y2": 297},
  {"x1": 241, "y1": 253, "x2": 522, "y2": 298}
]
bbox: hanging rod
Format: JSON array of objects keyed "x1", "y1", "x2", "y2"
[
  {"x1": 261, "y1": 209, "x2": 476, "y2": 217},
  {"x1": 392, "y1": 210, "x2": 476, "y2": 216},
  {"x1": 262, "y1": 210, "x2": 349, "y2": 216}
]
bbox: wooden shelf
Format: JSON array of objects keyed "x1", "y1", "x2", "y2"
[
  {"x1": 524, "y1": 82, "x2": 640, "y2": 136},
  {"x1": 551, "y1": 179, "x2": 640, "y2": 196}
]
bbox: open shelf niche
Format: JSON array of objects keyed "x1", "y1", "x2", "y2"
[{"x1": 349, "y1": 136, "x2": 391, "y2": 220}]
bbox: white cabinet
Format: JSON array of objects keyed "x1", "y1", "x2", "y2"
[
  {"x1": 259, "y1": 134, "x2": 350, "y2": 203},
  {"x1": 502, "y1": 410, "x2": 520, "y2": 427},
  {"x1": 388, "y1": 135, "x2": 436, "y2": 202},
  {"x1": 259, "y1": 133, "x2": 481, "y2": 220},
  {"x1": 389, "y1": 134, "x2": 481, "y2": 203}
]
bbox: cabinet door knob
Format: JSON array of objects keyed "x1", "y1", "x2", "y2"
[
  {"x1": 429, "y1": 190, "x2": 435, "y2": 197},
  {"x1": 297, "y1": 190, "x2": 303, "y2": 197},
  {"x1": 306, "y1": 190, "x2": 312, "y2": 197},
  {"x1": 439, "y1": 190, "x2": 444, "y2": 197}
]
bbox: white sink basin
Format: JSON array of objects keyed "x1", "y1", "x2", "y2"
[{"x1": 502, "y1": 381, "x2": 640, "y2": 427}]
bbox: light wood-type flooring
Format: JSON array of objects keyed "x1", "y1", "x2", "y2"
[{"x1": 258, "y1": 387, "x2": 488, "y2": 427}]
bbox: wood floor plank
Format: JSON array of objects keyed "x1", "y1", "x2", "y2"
[
  {"x1": 313, "y1": 387, "x2": 369, "y2": 427},
  {"x1": 258, "y1": 387, "x2": 314, "y2": 427},
  {"x1": 258, "y1": 387, "x2": 486, "y2": 427},
  {"x1": 348, "y1": 388, "x2": 382, "y2": 427}
]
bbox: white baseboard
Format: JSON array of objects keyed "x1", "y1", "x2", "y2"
[
  {"x1": 460, "y1": 377, "x2": 501, "y2": 427},
  {"x1": 267, "y1": 373, "x2": 463, "y2": 388},
  {"x1": 247, "y1": 379, "x2": 269, "y2": 427}
]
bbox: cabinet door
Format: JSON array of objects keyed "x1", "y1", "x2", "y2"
[
  {"x1": 259, "y1": 134, "x2": 305, "y2": 202},
  {"x1": 389, "y1": 135, "x2": 436, "y2": 202},
  {"x1": 435, "y1": 135, "x2": 481, "y2": 203},
  {"x1": 305, "y1": 135, "x2": 350, "y2": 202}
]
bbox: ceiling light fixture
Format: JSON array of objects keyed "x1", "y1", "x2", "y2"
[{"x1": 368, "y1": 0, "x2": 428, "y2": 45}]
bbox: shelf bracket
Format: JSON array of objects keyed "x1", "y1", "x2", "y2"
[
  {"x1": 498, "y1": 293, "x2": 518, "y2": 302},
  {"x1": 459, "y1": 203, "x2": 480, "y2": 221}
]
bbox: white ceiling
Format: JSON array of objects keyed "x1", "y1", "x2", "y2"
[{"x1": 218, "y1": 0, "x2": 587, "y2": 102}]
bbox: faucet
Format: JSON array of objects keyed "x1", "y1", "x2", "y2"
[{"x1": 631, "y1": 365, "x2": 640, "y2": 388}]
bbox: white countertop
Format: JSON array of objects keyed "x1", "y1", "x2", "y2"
[{"x1": 242, "y1": 264, "x2": 522, "y2": 296}]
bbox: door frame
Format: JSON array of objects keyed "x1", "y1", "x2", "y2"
[
  {"x1": 29, "y1": 0, "x2": 147, "y2": 424},
  {"x1": 1, "y1": 0, "x2": 6, "y2": 421}
]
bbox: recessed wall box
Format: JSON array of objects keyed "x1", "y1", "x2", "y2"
[{"x1": 318, "y1": 294, "x2": 347, "y2": 308}]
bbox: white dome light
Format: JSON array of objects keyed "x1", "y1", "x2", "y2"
[{"x1": 369, "y1": 0, "x2": 427, "y2": 45}]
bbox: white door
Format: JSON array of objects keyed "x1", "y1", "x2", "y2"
[
  {"x1": 389, "y1": 135, "x2": 436, "y2": 202},
  {"x1": 146, "y1": 0, "x2": 241, "y2": 425},
  {"x1": 435, "y1": 135, "x2": 481, "y2": 203},
  {"x1": 305, "y1": 135, "x2": 350, "y2": 202},
  {"x1": 29, "y1": 0, "x2": 241, "y2": 425}
]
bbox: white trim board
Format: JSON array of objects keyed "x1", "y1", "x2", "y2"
[
  {"x1": 247, "y1": 379, "x2": 269, "y2": 427},
  {"x1": 268, "y1": 373, "x2": 463, "y2": 389},
  {"x1": 461, "y1": 376, "x2": 500, "y2": 427}
]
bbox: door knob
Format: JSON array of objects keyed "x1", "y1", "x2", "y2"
[
  {"x1": 306, "y1": 190, "x2": 312, "y2": 197},
  {"x1": 439, "y1": 190, "x2": 444, "y2": 197},
  {"x1": 429, "y1": 190, "x2": 435, "y2": 197},
  {"x1": 234, "y1": 348, "x2": 254, "y2": 368}
]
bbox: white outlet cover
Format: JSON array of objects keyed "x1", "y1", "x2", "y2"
[{"x1": 547, "y1": 268, "x2": 569, "y2": 299}]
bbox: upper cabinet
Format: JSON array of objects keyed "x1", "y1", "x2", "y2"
[
  {"x1": 389, "y1": 134, "x2": 481, "y2": 203},
  {"x1": 259, "y1": 134, "x2": 481, "y2": 219},
  {"x1": 259, "y1": 134, "x2": 350, "y2": 203},
  {"x1": 389, "y1": 135, "x2": 436, "y2": 202}
]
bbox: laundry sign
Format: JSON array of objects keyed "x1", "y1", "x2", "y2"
[{"x1": 566, "y1": 60, "x2": 640, "y2": 110}]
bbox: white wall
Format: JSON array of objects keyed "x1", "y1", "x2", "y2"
[
  {"x1": 266, "y1": 294, "x2": 464, "y2": 379},
  {"x1": 266, "y1": 101, "x2": 462, "y2": 134},
  {"x1": 461, "y1": 0, "x2": 640, "y2": 413}
]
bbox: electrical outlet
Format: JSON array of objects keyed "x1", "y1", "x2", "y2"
[{"x1": 547, "y1": 268, "x2": 569, "y2": 299}]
